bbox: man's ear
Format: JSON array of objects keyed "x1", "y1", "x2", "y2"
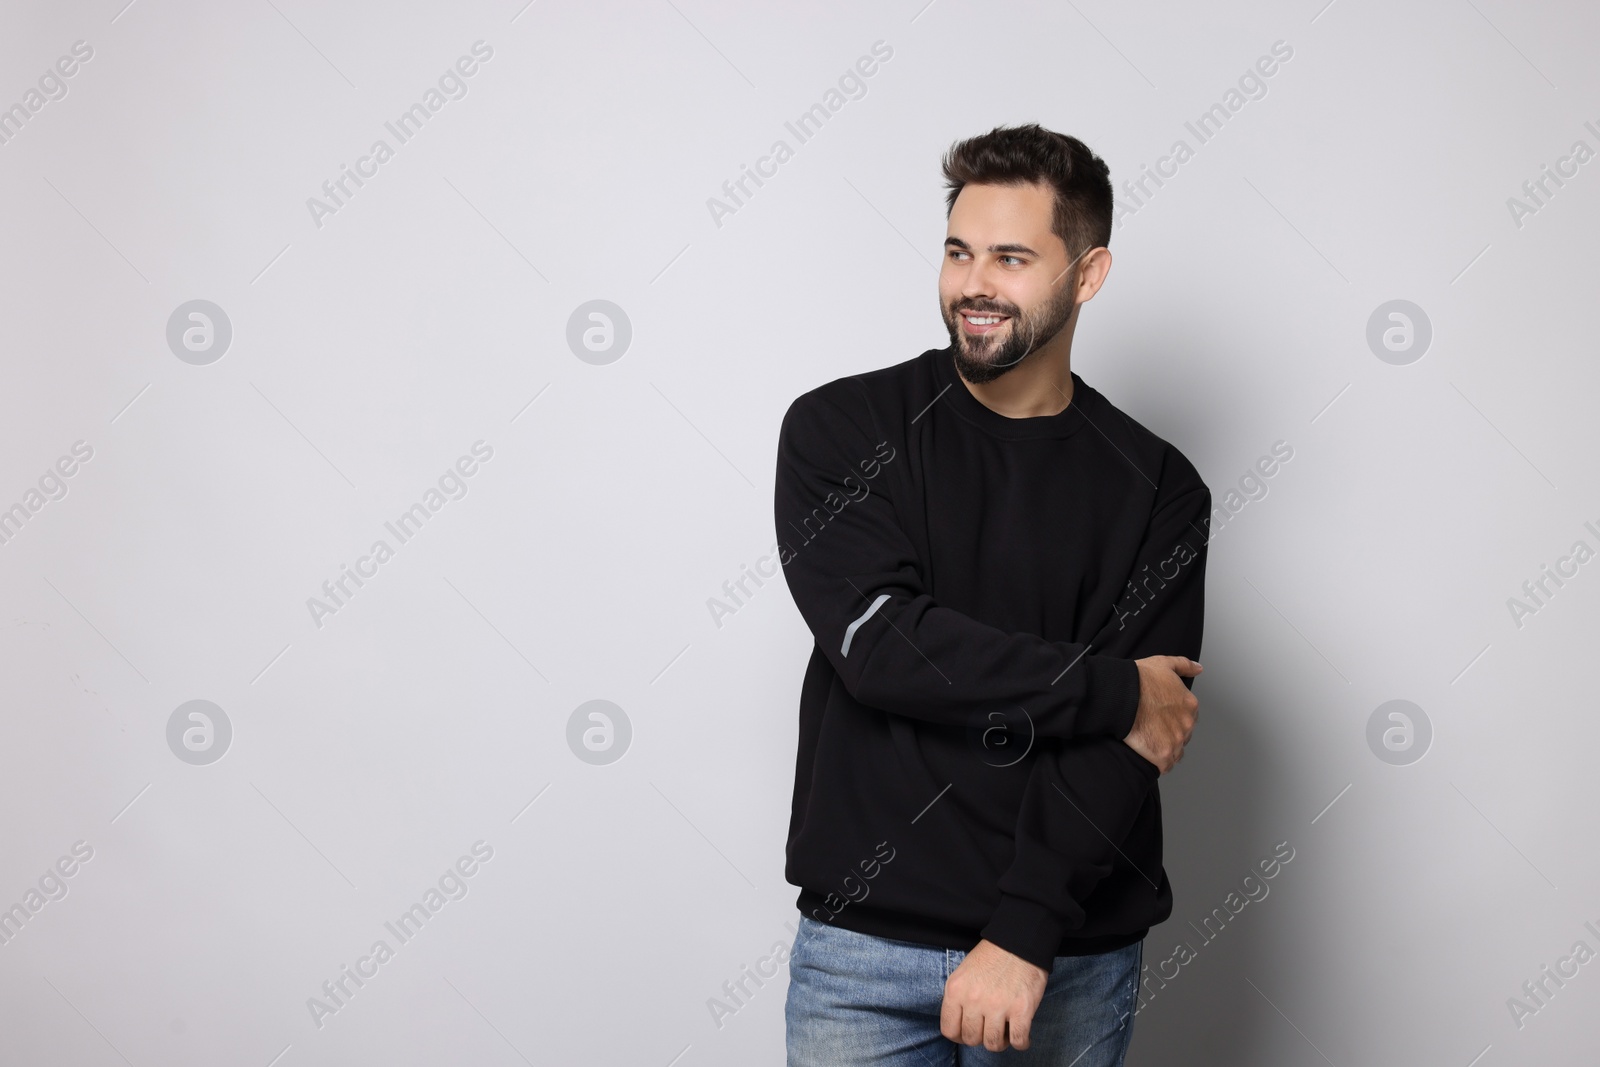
[{"x1": 1074, "y1": 247, "x2": 1112, "y2": 301}]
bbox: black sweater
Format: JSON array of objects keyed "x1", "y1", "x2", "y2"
[{"x1": 773, "y1": 346, "x2": 1211, "y2": 971}]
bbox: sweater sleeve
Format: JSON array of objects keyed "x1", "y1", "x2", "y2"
[
  {"x1": 774, "y1": 384, "x2": 1141, "y2": 743},
  {"x1": 980, "y1": 474, "x2": 1212, "y2": 971}
]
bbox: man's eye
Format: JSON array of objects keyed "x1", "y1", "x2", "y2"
[{"x1": 1001, "y1": 255, "x2": 1023, "y2": 266}]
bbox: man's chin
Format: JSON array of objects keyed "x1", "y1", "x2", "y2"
[{"x1": 952, "y1": 347, "x2": 1019, "y2": 385}]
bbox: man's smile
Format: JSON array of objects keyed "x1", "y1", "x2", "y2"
[{"x1": 959, "y1": 311, "x2": 1010, "y2": 335}]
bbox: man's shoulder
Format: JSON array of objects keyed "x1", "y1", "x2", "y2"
[
  {"x1": 1082, "y1": 378, "x2": 1208, "y2": 497},
  {"x1": 783, "y1": 349, "x2": 940, "y2": 426}
]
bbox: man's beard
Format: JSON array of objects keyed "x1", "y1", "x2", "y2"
[{"x1": 942, "y1": 273, "x2": 1079, "y2": 385}]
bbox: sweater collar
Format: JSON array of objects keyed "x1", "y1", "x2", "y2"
[{"x1": 928, "y1": 346, "x2": 1091, "y2": 440}]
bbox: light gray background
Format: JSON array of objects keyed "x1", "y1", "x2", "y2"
[{"x1": 2, "y1": 0, "x2": 1597, "y2": 1064}]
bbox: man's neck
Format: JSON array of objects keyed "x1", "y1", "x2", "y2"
[{"x1": 957, "y1": 337, "x2": 1075, "y2": 419}]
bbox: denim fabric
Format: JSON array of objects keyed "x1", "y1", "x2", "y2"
[{"x1": 786, "y1": 915, "x2": 1141, "y2": 1066}]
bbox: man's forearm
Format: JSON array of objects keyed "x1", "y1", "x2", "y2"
[{"x1": 981, "y1": 737, "x2": 1158, "y2": 969}]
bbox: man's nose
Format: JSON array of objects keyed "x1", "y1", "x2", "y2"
[{"x1": 959, "y1": 262, "x2": 996, "y2": 300}]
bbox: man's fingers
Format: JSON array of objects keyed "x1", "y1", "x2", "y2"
[
  {"x1": 939, "y1": 995, "x2": 962, "y2": 1043},
  {"x1": 963, "y1": 1005, "x2": 986, "y2": 1047},
  {"x1": 1168, "y1": 655, "x2": 1203, "y2": 676},
  {"x1": 983, "y1": 1011, "x2": 1007, "y2": 1052},
  {"x1": 1008, "y1": 1008, "x2": 1033, "y2": 1050}
]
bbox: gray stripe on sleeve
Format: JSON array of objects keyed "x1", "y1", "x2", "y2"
[{"x1": 841, "y1": 594, "x2": 892, "y2": 657}]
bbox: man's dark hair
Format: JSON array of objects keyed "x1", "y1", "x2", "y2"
[{"x1": 940, "y1": 123, "x2": 1114, "y2": 263}]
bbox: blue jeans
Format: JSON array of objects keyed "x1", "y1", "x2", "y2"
[{"x1": 786, "y1": 915, "x2": 1141, "y2": 1066}]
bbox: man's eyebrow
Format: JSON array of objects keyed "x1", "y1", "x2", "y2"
[{"x1": 943, "y1": 237, "x2": 1040, "y2": 256}]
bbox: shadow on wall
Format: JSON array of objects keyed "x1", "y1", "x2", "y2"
[{"x1": 1125, "y1": 620, "x2": 1296, "y2": 1066}]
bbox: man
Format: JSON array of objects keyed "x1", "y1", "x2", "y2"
[{"x1": 775, "y1": 124, "x2": 1211, "y2": 1065}]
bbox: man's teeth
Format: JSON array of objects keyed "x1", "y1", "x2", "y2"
[{"x1": 965, "y1": 314, "x2": 1004, "y2": 324}]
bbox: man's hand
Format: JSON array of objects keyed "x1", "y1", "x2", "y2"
[
  {"x1": 1123, "y1": 655, "x2": 1203, "y2": 774},
  {"x1": 939, "y1": 939, "x2": 1049, "y2": 1051}
]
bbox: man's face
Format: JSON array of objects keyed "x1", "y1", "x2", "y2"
[{"x1": 939, "y1": 181, "x2": 1081, "y2": 384}]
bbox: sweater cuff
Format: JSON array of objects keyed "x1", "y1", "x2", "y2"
[
  {"x1": 979, "y1": 894, "x2": 1071, "y2": 973},
  {"x1": 1078, "y1": 654, "x2": 1141, "y2": 740}
]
